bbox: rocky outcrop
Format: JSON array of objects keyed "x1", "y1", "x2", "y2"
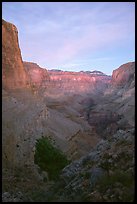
[
  {"x1": 49, "y1": 128, "x2": 134, "y2": 202},
  {"x1": 112, "y1": 62, "x2": 135, "y2": 86},
  {"x1": 2, "y1": 19, "x2": 50, "y2": 168},
  {"x1": 23, "y1": 61, "x2": 50, "y2": 91},
  {"x1": 2, "y1": 19, "x2": 30, "y2": 90},
  {"x1": 2, "y1": 191, "x2": 24, "y2": 202}
]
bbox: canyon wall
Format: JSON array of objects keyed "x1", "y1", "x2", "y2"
[
  {"x1": 112, "y1": 62, "x2": 135, "y2": 86},
  {"x1": 88, "y1": 62, "x2": 135, "y2": 139},
  {"x1": 46, "y1": 70, "x2": 111, "y2": 95},
  {"x1": 2, "y1": 19, "x2": 135, "y2": 172},
  {"x1": 2, "y1": 19, "x2": 30, "y2": 90},
  {"x1": 23, "y1": 61, "x2": 50, "y2": 92},
  {"x1": 2, "y1": 20, "x2": 49, "y2": 168}
]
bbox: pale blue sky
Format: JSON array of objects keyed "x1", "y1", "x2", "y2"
[{"x1": 2, "y1": 2, "x2": 135, "y2": 75}]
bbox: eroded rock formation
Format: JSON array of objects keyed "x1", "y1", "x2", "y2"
[
  {"x1": 46, "y1": 70, "x2": 111, "y2": 95},
  {"x1": 2, "y1": 19, "x2": 30, "y2": 90},
  {"x1": 2, "y1": 20, "x2": 49, "y2": 168},
  {"x1": 112, "y1": 62, "x2": 135, "y2": 86},
  {"x1": 23, "y1": 61, "x2": 50, "y2": 92},
  {"x1": 86, "y1": 62, "x2": 135, "y2": 139}
]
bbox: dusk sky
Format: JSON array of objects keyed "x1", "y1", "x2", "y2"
[{"x1": 2, "y1": 2, "x2": 135, "y2": 75}]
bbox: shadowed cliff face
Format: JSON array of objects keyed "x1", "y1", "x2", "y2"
[
  {"x1": 87, "y1": 62, "x2": 135, "y2": 138},
  {"x1": 2, "y1": 20, "x2": 30, "y2": 90}
]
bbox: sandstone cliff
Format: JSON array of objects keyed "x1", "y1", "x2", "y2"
[
  {"x1": 46, "y1": 70, "x2": 111, "y2": 96},
  {"x1": 112, "y1": 62, "x2": 135, "y2": 86},
  {"x1": 2, "y1": 19, "x2": 30, "y2": 90},
  {"x1": 2, "y1": 20, "x2": 49, "y2": 168},
  {"x1": 23, "y1": 61, "x2": 50, "y2": 92}
]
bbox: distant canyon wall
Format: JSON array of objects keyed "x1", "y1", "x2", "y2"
[
  {"x1": 23, "y1": 63, "x2": 112, "y2": 96},
  {"x1": 46, "y1": 70, "x2": 111, "y2": 94},
  {"x1": 23, "y1": 61, "x2": 50, "y2": 91},
  {"x1": 2, "y1": 19, "x2": 134, "y2": 94},
  {"x1": 23, "y1": 61, "x2": 135, "y2": 94}
]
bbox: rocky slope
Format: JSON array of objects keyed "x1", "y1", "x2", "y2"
[
  {"x1": 80, "y1": 62, "x2": 135, "y2": 139},
  {"x1": 51, "y1": 128, "x2": 134, "y2": 202},
  {"x1": 43, "y1": 62, "x2": 135, "y2": 202},
  {"x1": 60, "y1": 62, "x2": 134, "y2": 202},
  {"x1": 22, "y1": 62, "x2": 112, "y2": 161}
]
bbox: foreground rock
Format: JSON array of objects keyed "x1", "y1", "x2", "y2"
[
  {"x1": 2, "y1": 128, "x2": 134, "y2": 202},
  {"x1": 49, "y1": 128, "x2": 134, "y2": 202}
]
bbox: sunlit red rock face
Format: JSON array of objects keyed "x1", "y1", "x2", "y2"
[
  {"x1": 23, "y1": 61, "x2": 50, "y2": 90},
  {"x1": 46, "y1": 70, "x2": 111, "y2": 95},
  {"x1": 23, "y1": 62, "x2": 111, "y2": 96},
  {"x1": 2, "y1": 19, "x2": 30, "y2": 90},
  {"x1": 112, "y1": 62, "x2": 135, "y2": 86}
]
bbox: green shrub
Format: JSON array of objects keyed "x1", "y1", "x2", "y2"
[{"x1": 34, "y1": 137, "x2": 70, "y2": 180}]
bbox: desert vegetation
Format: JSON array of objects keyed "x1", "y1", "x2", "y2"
[{"x1": 34, "y1": 137, "x2": 70, "y2": 180}]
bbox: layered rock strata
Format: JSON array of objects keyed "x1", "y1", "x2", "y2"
[{"x1": 2, "y1": 19, "x2": 30, "y2": 90}]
